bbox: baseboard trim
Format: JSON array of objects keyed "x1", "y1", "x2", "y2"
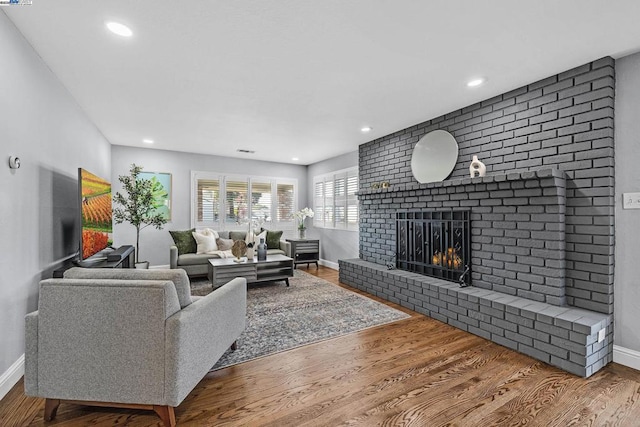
[
  {"x1": 613, "y1": 345, "x2": 640, "y2": 371},
  {"x1": 0, "y1": 354, "x2": 24, "y2": 401},
  {"x1": 150, "y1": 264, "x2": 170, "y2": 269},
  {"x1": 319, "y1": 259, "x2": 339, "y2": 271}
]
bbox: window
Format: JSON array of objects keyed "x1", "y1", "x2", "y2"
[
  {"x1": 192, "y1": 172, "x2": 297, "y2": 231},
  {"x1": 225, "y1": 180, "x2": 248, "y2": 225},
  {"x1": 313, "y1": 167, "x2": 358, "y2": 231},
  {"x1": 196, "y1": 179, "x2": 219, "y2": 222},
  {"x1": 277, "y1": 183, "x2": 295, "y2": 223}
]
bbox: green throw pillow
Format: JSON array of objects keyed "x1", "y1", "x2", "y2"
[
  {"x1": 169, "y1": 229, "x2": 196, "y2": 255},
  {"x1": 265, "y1": 230, "x2": 283, "y2": 250}
]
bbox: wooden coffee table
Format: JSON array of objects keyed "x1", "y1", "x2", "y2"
[{"x1": 207, "y1": 254, "x2": 294, "y2": 287}]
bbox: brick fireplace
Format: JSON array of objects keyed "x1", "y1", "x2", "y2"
[{"x1": 340, "y1": 57, "x2": 615, "y2": 377}]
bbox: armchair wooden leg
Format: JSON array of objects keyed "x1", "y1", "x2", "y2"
[
  {"x1": 44, "y1": 398, "x2": 60, "y2": 421},
  {"x1": 231, "y1": 340, "x2": 238, "y2": 351},
  {"x1": 153, "y1": 405, "x2": 176, "y2": 427},
  {"x1": 44, "y1": 399, "x2": 175, "y2": 427}
]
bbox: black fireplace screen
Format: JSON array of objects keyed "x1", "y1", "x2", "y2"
[{"x1": 396, "y1": 210, "x2": 471, "y2": 286}]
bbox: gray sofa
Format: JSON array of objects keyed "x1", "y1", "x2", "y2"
[
  {"x1": 170, "y1": 230, "x2": 290, "y2": 277},
  {"x1": 24, "y1": 267, "x2": 246, "y2": 427}
]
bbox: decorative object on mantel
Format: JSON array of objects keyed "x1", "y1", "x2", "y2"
[
  {"x1": 371, "y1": 182, "x2": 380, "y2": 189},
  {"x1": 294, "y1": 207, "x2": 314, "y2": 239},
  {"x1": 381, "y1": 181, "x2": 390, "y2": 188},
  {"x1": 469, "y1": 155, "x2": 487, "y2": 178},
  {"x1": 231, "y1": 239, "x2": 247, "y2": 263},
  {"x1": 411, "y1": 129, "x2": 459, "y2": 184}
]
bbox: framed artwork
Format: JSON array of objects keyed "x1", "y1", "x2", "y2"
[{"x1": 138, "y1": 171, "x2": 172, "y2": 220}]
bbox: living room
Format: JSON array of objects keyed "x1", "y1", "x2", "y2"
[{"x1": 3, "y1": 2, "x2": 640, "y2": 425}]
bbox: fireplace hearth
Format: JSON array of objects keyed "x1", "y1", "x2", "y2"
[{"x1": 396, "y1": 210, "x2": 471, "y2": 286}]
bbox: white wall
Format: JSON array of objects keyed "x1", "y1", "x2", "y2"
[
  {"x1": 614, "y1": 52, "x2": 640, "y2": 356},
  {"x1": 111, "y1": 145, "x2": 308, "y2": 266},
  {"x1": 0, "y1": 11, "x2": 111, "y2": 385},
  {"x1": 306, "y1": 151, "x2": 359, "y2": 267}
]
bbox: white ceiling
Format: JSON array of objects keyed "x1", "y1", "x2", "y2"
[{"x1": 5, "y1": 1, "x2": 640, "y2": 165}]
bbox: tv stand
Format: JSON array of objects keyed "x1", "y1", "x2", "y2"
[{"x1": 53, "y1": 246, "x2": 135, "y2": 278}]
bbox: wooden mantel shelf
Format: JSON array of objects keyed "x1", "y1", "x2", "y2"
[{"x1": 357, "y1": 167, "x2": 566, "y2": 197}]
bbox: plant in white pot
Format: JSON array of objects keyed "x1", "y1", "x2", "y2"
[{"x1": 113, "y1": 164, "x2": 168, "y2": 268}]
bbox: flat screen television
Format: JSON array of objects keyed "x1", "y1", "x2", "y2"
[{"x1": 78, "y1": 168, "x2": 113, "y2": 260}]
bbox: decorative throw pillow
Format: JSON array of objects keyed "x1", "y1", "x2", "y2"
[
  {"x1": 216, "y1": 237, "x2": 234, "y2": 251},
  {"x1": 229, "y1": 231, "x2": 247, "y2": 241},
  {"x1": 192, "y1": 230, "x2": 218, "y2": 254},
  {"x1": 169, "y1": 229, "x2": 196, "y2": 255},
  {"x1": 265, "y1": 230, "x2": 283, "y2": 249},
  {"x1": 200, "y1": 228, "x2": 219, "y2": 238}
]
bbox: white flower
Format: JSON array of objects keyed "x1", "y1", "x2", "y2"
[{"x1": 294, "y1": 207, "x2": 314, "y2": 228}]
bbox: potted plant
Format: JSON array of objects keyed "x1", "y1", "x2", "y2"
[
  {"x1": 294, "y1": 207, "x2": 314, "y2": 239},
  {"x1": 113, "y1": 164, "x2": 168, "y2": 268}
]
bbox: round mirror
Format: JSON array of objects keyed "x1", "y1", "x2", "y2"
[{"x1": 410, "y1": 129, "x2": 459, "y2": 183}]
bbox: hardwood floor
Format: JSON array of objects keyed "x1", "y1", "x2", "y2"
[{"x1": 2, "y1": 266, "x2": 640, "y2": 426}]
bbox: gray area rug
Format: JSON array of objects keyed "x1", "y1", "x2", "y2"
[{"x1": 191, "y1": 269, "x2": 410, "y2": 371}]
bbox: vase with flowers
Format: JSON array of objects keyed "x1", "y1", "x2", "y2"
[{"x1": 294, "y1": 207, "x2": 314, "y2": 239}]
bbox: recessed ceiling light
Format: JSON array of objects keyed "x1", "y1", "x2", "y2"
[
  {"x1": 361, "y1": 126, "x2": 372, "y2": 133},
  {"x1": 292, "y1": 157, "x2": 299, "y2": 161},
  {"x1": 106, "y1": 21, "x2": 133, "y2": 37},
  {"x1": 467, "y1": 78, "x2": 485, "y2": 88},
  {"x1": 143, "y1": 139, "x2": 154, "y2": 144}
]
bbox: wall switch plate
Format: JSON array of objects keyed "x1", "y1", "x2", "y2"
[
  {"x1": 623, "y1": 193, "x2": 640, "y2": 209},
  {"x1": 598, "y1": 328, "x2": 606, "y2": 343}
]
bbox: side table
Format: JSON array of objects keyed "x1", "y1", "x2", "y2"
[{"x1": 286, "y1": 238, "x2": 319, "y2": 269}]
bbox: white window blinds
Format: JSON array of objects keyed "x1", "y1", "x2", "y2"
[
  {"x1": 197, "y1": 179, "x2": 219, "y2": 222},
  {"x1": 192, "y1": 172, "x2": 297, "y2": 231},
  {"x1": 276, "y1": 183, "x2": 295, "y2": 225},
  {"x1": 313, "y1": 167, "x2": 358, "y2": 231}
]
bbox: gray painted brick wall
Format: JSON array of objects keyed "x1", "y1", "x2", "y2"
[{"x1": 359, "y1": 58, "x2": 615, "y2": 315}]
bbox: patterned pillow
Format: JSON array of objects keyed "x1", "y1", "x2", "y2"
[
  {"x1": 216, "y1": 238, "x2": 234, "y2": 251},
  {"x1": 265, "y1": 230, "x2": 283, "y2": 250},
  {"x1": 169, "y1": 229, "x2": 196, "y2": 255}
]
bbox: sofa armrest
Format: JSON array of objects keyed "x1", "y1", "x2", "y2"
[
  {"x1": 24, "y1": 311, "x2": 39, "y2": 396},
  {"x1": 170, "y1": 245, "x2": 178, "y2": 269},
  {"x1": 280, "y1": 240, "x2": 291, "y2": 257},
  {"x1": 164, "y1": 277, "x2": 247, "y2": 406}
]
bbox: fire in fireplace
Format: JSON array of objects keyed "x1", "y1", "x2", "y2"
[{"x1": 396, "y1": 210, "x2": 471, "y2": 286}]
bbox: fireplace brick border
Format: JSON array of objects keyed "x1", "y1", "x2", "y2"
[{"x1": 339, "y1": 258, "x2": 612, "y2": 377}]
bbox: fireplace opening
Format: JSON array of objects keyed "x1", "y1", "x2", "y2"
[{"x1": 396, "y1": 210, "x2": 471, "y2": 286}]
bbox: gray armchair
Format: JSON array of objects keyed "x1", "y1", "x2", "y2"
[{"x1": 24, "y1": 267, "x2": 246, "y2": 427}]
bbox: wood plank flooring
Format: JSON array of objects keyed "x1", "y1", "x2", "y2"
[{"x1": 2, "y1": 266, "x2": 640, "y2": 426}]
